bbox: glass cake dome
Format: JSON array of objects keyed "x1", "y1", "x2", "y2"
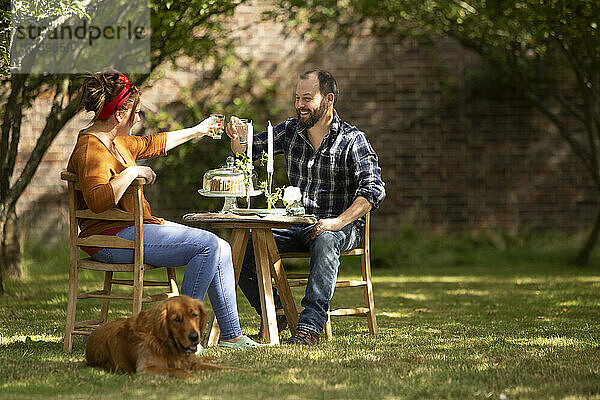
[{"x1": 202, "y1": 156, "x2": 253, "y2": 193}]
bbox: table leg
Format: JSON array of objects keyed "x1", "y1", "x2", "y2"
[
  {"x1": 264, "y1": 230, "x2": 298, "y2": 336},
  {"x1": 231, "y1": 228, "x2": 250, "y2": 282},
  {"x1": 253, "y1": 229, "x2": 279, "y2": 345},
  {"x1": 204, "y1": 228, "x2": 249, "y2": 347}
]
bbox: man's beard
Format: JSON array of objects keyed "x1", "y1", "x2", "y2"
[{"x1": 297, "y1": 97, "x2": 327, "y2": 129}]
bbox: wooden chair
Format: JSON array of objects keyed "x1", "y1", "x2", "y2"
[
  {"x1": 61, "y1": 171, "x2": 180, "y2": 352},
  {"x1": 277, "y1": 212, "x2": 377, "y2": 340}
]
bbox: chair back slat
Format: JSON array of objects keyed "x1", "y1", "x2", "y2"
[
  {"x1": 60, "y1": 171, "x2": 144, "y2": 237},
  {"x1": 61, "y1": 171, "x2": 146, "y2": 191},
  {"x1": 280, "y1": 212, "x2": 370, "y2": 259},
  {"x1": 76, "y1": 235, "x2": 135, "y2": 249},
  {"x1": 61, "y1": 170, "x2": 141, "y2": 252},
  {"x1": 75, "y1": 208, "x2": 134, "y2": 221}
]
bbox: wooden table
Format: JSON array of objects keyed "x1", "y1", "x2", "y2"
[{"x1": 182, "y1": 212, "x2": 317, "y2": 346}]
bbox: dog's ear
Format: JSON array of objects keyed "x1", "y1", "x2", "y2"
[
  {"x1": 195, "y1": 299, "x2": 207, "y2": 336},
  {"x1": 153, "y1": 301, "x2": 170, "y2": 342}
]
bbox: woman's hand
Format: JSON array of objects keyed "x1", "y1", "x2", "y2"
[
  {"x1": 129, "y1": 165, "x2": 156, "y2": 185},
  {"x1": 194, "y1": 115, "x2": 222, "y2": 137},
  {"x1": 110, "y1": 166, "x2": 157, "y2": 203},
  {"x1": 165, "y1": 117, "x2": 221, "y2": 151}
]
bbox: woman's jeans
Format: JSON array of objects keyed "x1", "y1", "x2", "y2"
[
  {"x1": 91, "y1": 221, "x2": 242, "y2": 340},
  {"x1": 238, "y1": 222, "x2": 361, "y2": 335}
]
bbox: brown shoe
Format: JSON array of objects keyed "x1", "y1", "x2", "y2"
[{"x1": 286, "y1": 327, "x2": 320, "y2": 346}]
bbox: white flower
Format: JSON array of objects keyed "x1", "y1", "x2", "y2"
[{"x1": 283, "y1": 186, "x2": 302, "y2": 205}]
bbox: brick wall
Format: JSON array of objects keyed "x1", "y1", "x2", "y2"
[{"x1": 13, "y1": 0, "x2": 596, "y2": 240}]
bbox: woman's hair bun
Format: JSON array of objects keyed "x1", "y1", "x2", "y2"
[{"x1": 80, "y1": 68, "x2": 138, "y2": 120}]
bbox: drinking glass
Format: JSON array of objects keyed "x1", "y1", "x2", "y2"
[
  {"x1": 236, "y1": 118, "x2": 249, "y2": 144},
  {"x1": 209, "y1": 114, "x2": 225, "y2": 139}
]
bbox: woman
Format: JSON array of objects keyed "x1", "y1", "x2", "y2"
[{"x1": 67, "y1": 68, "x2": 262, "y2": 348}]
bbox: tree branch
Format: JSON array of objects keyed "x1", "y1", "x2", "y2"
[
  {"x1": 5, "y1": 77, "x2": 76, "y2": 207},
  {"x1": 503, "y1": 47, "x2": 598, "y2": 184},
  {"x1": 552, "y1": 34, "x2": 599, "y2": 176},
  {"x1": 0, "y1": 73, "x2": 25, "y2": 197}
]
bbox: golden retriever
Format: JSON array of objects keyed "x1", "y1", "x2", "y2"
[{"x1": 85, "y1": 295, "x2": 234, "y2": 378}]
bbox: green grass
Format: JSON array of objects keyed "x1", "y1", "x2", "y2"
[{"x1": 1, "y1": 229, "x2": 600, "y2": 399}]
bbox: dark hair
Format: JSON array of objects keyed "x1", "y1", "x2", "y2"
[
  {"x1": 300, "y1": 68, "x2": 339, "y2": 104},
  {"x1": 80, "y1": 68, "x2": 140, "y2": 125}
]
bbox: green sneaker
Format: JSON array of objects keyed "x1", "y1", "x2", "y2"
[{"x1": 219, "y1": 335, "x2": 267, "y2": 349}]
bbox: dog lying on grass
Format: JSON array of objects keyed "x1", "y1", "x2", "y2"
[{"x1": 85, "y1": 295, "x2": 236, "y2": 378}]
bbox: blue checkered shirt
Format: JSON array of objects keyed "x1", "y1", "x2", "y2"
[{"x1": 251, "y1": 110, "x2": 385, "y2": 223}]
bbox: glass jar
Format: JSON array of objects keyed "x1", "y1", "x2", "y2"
[{"x1": 285, "y1": 199, "x2": 305, "y2": 216}]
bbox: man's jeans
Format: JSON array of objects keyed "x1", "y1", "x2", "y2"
[
  {"x1": 238, "y1": 222, "x2": 361, "y2": 335},
  {"x1": 91, "y1": 221, "x2": 243, "y2": 340}
]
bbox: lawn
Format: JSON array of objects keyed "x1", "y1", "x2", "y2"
[{"x1": 1, "y1": 229, "x2": 599, "y2": 399}]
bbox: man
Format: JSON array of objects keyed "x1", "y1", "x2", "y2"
[{"x1": 226, "y1": 69, "x2": 385, "y2": 345}]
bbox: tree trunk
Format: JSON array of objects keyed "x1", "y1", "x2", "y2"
[
  {"x1": 0, "y1": 205, "x2": 22, "y2": 286},
  {"x1": 573, "y1": 200, "x2": 600, "y2": 266}
]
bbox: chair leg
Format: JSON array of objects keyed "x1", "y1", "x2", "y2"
[
  {"x1": 63, "y1": 261, "x2": 78, "y2": 352},
  {"x1": 204, "y1": 312, "x2": 221, "y2": 347},
  {"x1": 132, "y1": 265, "x2": 144, "y2": 316},
  {"x1": 167, "y1": 267, "x2": 179, "y2": 296},
  {"x1": 362, "y1": 252, "x2": 378, "y2": 335},
  {"x1": 323, "y1": 312, "x2": 333, "y2": 340},
  {"x1": 99, "y1": 271, "x2": 113, "y2": 323}
]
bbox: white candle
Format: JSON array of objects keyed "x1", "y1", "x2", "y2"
[
  {"x1": 247, "y1": 120, "x2": 253, "y2": 163},
  {"x1": 267, "y1": 121, "x2": 273, "y2": 173}
]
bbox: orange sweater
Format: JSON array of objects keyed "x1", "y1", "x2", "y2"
[{"x1": 67, "y1": 132, "x2": 168, "y2": 238}]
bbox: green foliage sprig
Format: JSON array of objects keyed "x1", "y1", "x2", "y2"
[
  {"x1": 234, "y1": 152, "x2": 251, "y2": 172},
  {"x1": 234, "y1": 152, "x2": 254, "y2": 207},
  {"x1": 259, "y1": 150, "x2": 268, "y2": 167},
  {"x1": 258, "y1": 180, "x2": 282, "y2": 209}
]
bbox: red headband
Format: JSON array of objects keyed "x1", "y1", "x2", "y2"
[{"x1": 96, "y1": 74, "x2": 134, "y2": 120}]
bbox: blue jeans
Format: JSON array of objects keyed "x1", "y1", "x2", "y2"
[
  {"x1": 91, "y1": 221, "x2": 242, "y2": 340},
  {"x1": 238, "y1": 222, "x2": 361, "y2": 335}
]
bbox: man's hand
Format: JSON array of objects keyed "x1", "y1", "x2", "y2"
[
  {"x1": 226, "y1": 116, "x2": 247, "y2": 154},
  {"x1": 312, "y1": 217, "x2": 345, "y2": 240}
]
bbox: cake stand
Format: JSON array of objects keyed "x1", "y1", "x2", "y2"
[{"x1": 198, "y1": 189, "x2": 262, "y2": 213}]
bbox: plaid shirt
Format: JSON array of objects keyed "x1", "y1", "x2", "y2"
[{"x1": 251, "y1": 110, "x2": 386, "y2": 222}]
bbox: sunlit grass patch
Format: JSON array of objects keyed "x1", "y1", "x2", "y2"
[
  {"x1": 508, "y1": 336, "x2": 589, "y2": 348},
  {"x1": 0, "y1": 232, "x2": 599, "y2": 399}
]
